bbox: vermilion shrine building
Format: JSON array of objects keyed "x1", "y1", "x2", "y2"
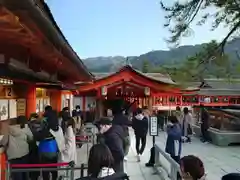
[
  {"x1": 0, "y1": 1, "x2": 92, "y2": 124},
  {"x1": 75, "y1": 65, "x2": 188, "y2": 118},
  {"x1": 74, "y1": 65, "x2": 240, "y2": 119}
]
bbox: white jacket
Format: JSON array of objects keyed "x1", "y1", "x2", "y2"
[
  {"x1": 61, "y1": 126, "x2": 77, "y2": 163},
  {"x1": 49, "y1": 126, "x2": 65, "y2": 162}
]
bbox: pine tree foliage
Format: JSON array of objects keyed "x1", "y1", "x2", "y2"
[
  {"x1": 160, "y1": 0, "x2": 240, "y2": 53},
  {"x1": 151, "y1": 40, "x2": 230, "y2": 83},
  {"x1": 142, "y1": 60, "x2": 150, "y2": 73}
]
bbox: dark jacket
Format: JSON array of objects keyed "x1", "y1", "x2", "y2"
[
  {"x1": 77, "y1": 172, "x2": 129, "y2": 180},
  {"x1": 72, "y1": 110, "x2": 82, "y2": 118},
  {"x1": 112, "y1": 114, "x2": 131, "y2": 137},
  {"x1": 34, "y1": 111, "x2": 61, "y2": 158},
  {"x1": 100, "y1": 125, "x2": 125, "y2": 163},
  {"x1": 201, "y1": 109, "x2": 209, "y2": 129},
  {"x1": 165, "y1": 123, "x2": 182, "y2": 157},
  {"x1": 132, "y1": 116, "x2": 148, "y2": 137}
]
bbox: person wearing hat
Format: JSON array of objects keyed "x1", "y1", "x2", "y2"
[
  {"x1": 132, "y1": 108, "x2": 149, "y2": 162},
  {"x1": 97, "y1": 117, "x2": 125, "y2": 173}
]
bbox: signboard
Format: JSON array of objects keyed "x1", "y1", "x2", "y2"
[
  {"x1": 5, "y1": 87, "x2": 13, "y2": 98},
  {"x1": 149, "y1": 116, "x2": 158, "y2": 136},
  {"x1": 17, "y1": 99, "x2": 26, "y2": 116},
  {"x1": 101, "y1": 86, "x2": 107, "y2": 96},
  {"x1": 144, "y1": 87, "x2": 150, "y2": 96}
]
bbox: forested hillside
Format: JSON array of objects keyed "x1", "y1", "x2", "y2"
[{"x1": 83, "y1": 38, "x2": 240, "y2": 75}]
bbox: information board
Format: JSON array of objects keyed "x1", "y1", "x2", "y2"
[
  {"x1": 149, "y1": 116, "x2": 158, "y2": 136},
  {"x1": 17, "y1": 99, "x2": 26, "y2": 116}
]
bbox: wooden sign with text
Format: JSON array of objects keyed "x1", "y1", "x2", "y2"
[{"x1": 17, "y1": 99, "x2": 26, "y2": 116}]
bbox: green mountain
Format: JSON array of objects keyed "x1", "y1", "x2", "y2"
[{"x1": 83, "y1": 38, "x2": 240, "y2": 73}]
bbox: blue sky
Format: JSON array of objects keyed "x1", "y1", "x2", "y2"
[{"x1": 47, "y1": 0, "x2": 229, "y2": 58}]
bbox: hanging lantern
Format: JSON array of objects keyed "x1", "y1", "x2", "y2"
[
  {"x1": 101, "y1": 86, "x2": 107, "y2": 96},
  {"x1": 144, "y1": 87, "x2": 150, "y2": 96}
]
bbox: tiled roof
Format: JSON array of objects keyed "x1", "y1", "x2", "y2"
[{"x1": 92, "y1": 71, "x2": 175, "y2": 84}]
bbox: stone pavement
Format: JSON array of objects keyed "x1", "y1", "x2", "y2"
[
  {"x1": 75, "y1": 130, "x2": 161, "y2": 180},
  {"x1": 155, "y1": 131, "x2": 240, "y2": 180}
]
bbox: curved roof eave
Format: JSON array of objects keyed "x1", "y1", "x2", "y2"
[
  {"x1": 3, "y1": 0, "x2": 93, "y2": 81},
  {"x1": 91, "y1": 65, "x2": 177, "y2": 85}
]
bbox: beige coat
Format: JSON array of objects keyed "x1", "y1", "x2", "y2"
[
  {"x1": 0, "y1": 125, "x2": 33, "y2": 160},
  {"x1": 181, "y1": 113, "x2": 193, "y2": 137}
]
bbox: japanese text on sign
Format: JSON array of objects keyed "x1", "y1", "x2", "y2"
[{"x1": 150, "y1": 116, "x2": 158, "y2": 136}]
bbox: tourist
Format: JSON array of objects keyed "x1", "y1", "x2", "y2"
[
  {"x1": 157, "y1": 110, "x2": 165, "y2": 131},
  {"x1": 175, "y1": 106, "x2": 182, "y2": 122},
  {"x1": 112, "y1": 108, "x2": 131, "y2": 161},
  {"x1": 28, "y1": 113, "x2": 41, "y2": 180},
  {"x1": 35, "y1": 110, "x2": 65, "y2": 180},
  {"x1": 28, "y1": 113, "x2": 42, "y2": 134},
  {"x1": 61, "y1": 107, "x2": 71, "y2": 134},
  {"x1": 182, "y1": 107, "x2": 193, "y2": 143},
  {"x1": 43, "y1": 105, "x2": 53, "y2": 117},
  {"x1": 165, "y1": 116, "x2": 182, "y2": 164},
  {"x1": 87, "y1": 144, "x2": 115, "y2": 177},
  {"x1": 142, "y1": 106, "x2": 150, "y2": 120},
  {"x1": 200, "y1": 104, "x2": 210, "y2": 143},
  {"x1": 61, "y1": 117, "x2": 77, "y2": 163},
  {"x1": 222, "y1": 173, "x2": 240, "y2": 180},
  {"x1": 132, "y1": 108, "x2": 148, "y2": 162},
  {"x1": 72, "y1": 105, "x2": 82, "y2": 132},
  {"x1": 97, "y1": 117, "x2": 125, "y2": 173},
  {"x1": 0, "y1": 116, "x2": 33, "y2": 180},
  {"x1": 180, "y1": 155, "x2": 206, "y2": 180}
]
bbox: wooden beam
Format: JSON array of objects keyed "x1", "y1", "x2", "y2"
[{"x1": 0, "y1": 7, "x2": 86, "y2": 82}]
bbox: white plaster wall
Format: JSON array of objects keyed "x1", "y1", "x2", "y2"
[
  {"x1": 61, "y1": 93, "x2": 74, "y2": 114},
  {"x1": 73, "y1": 96, "x2": 96, "y2": 111}
]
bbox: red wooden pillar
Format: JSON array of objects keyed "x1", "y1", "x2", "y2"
[
  {"x1": 50, "y1": 90, "x2": 62, "y2": 112},
  {"x1": 26, "y1": 85, "x2": 36, "y2": 118},
  {"x1": 0, "y1": 148, "x2": 6, "y2": 180},
  {"x1": 82, "y1": 96, "x2": 86, "y2": 121}
]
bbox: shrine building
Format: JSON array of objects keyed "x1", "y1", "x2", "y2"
[{"x1": 0, "y1": 1, "x2": 92, "y2": 122}]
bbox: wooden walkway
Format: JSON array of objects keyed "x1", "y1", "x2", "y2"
[{"x1": 155, "y1": 131, "x2": 240, "y2": 180}]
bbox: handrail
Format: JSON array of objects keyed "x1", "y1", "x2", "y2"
[
  {"x1": 154, "y1": 144, "x2": 180, "y2": 180},
  {"x1": 10, "y1": 162, "x2": 70, "y2": 168}
]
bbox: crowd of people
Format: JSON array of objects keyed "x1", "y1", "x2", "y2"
[
  {"x1": 1, "y1": 103, "x2": 240, "y2": 180},
  {"x1": 163, "y1": 106, "x2": 240, "y2": 180},
  {"x1": 0, "y1": 106, "x2": 77, "y2": 180}
]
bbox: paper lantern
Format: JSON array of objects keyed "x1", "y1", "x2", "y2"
[
  {"x1": 144, "y1": 87, "x2": 150, "y2": 96},
  {"x1": 101, "y1": 86, "x2": 107, "y2": 96}
]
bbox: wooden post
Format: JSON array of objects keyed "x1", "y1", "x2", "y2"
[
  {"x1": 0, "y1": 148, "x2": 6, "y2": 180},
  {"x1": 26, "y1": 85, "x2": 36, "y2": 118},
  {"x1": 82, "y1": 96, "x2": 86, "y2": 122},
  {"x1": 50, "y1": 90, "x2": 62, "y2": 112}
]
